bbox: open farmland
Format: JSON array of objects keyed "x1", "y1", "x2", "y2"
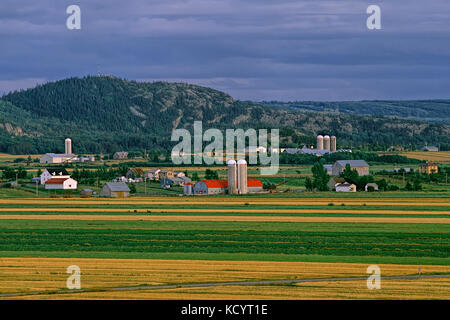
[
  {"x1": 0, "y1": 194, "x2": 449, "y2": 299},
  {"x1": 400, "y1": 151, "x2": 450, "y2": 163}
]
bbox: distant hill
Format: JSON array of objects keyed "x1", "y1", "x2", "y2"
[
  {"x1": 0, "y1": 76, "x2": 448, "y2": 154},
  {"x1": 261, "y1": 100, "x2": 450, "y2": 124}
]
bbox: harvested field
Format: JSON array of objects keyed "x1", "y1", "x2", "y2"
[{"x1": 1, "y1": 258, "x2": 449, "y2": 299}]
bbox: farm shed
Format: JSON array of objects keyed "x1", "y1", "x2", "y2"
[{"x1": 100, "y1": 182, "x2": 130, "y2": 198}]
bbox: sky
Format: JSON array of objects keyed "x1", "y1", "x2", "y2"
[{"x1": 1, "y1": 0, "x2": 449, "y2": 101}]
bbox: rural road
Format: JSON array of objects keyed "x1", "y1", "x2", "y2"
[{"x1": 1, "y1": 274, "x2": 450, "y2": 298}]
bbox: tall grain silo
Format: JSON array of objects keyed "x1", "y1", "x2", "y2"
[
  {"x1": 317, "y1": 135, "x2": 324, "y2": 150},
  {"x1": 65, "y1": 138, "x2": 72, "y2": 154},
  {"x1": 324, "y1": 135, "x2": 330, "y2": 150},
  {"x1": 331, "y1": 136, "x2": 337, "y2": 152},
  {"x1": 227, "y1": 159, "x2": 238, "y2": 194},
  {"x1": 237, "y1": 159, "x2": 248, "y2": 194}
]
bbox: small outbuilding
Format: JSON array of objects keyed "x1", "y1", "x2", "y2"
[
  {"x1": 100, "y1": 182, "x2": 130, "y2": 198},
  {"x1": 335, "y1": 183, "x2": 357, "y2": 192},
  {"x1": 80, "y1": 188, "x2": 94, "y2": 197}
]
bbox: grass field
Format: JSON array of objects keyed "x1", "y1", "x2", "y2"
[{"x1": 0, "y1": 194, "x2": 448, "y2": 299}]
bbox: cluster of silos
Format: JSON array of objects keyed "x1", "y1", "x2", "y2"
[
  {"x1": 227, "y1": 159, "x2": 248, "y2": 194},
  {"x1": 317, "y1": 135, "x2": 337, "y2": 152}
]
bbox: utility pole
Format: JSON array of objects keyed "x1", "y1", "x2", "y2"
[
  {"x1": 144, "y1": 177, "x2": 147, "y2": 195},
  {"x1": 36, "y1": 180, "x2": 38, "y2": 197}
]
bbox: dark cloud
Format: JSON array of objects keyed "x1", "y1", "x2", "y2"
[{"x1": 0, "y1": 0, "x2": 449, "y2": 100}]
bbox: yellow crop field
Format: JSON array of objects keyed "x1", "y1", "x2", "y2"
[
  {"x1": 26, "y1": 278, "x2": 450, "y2": 300},
  {"x1": 401, "y1": 151, "x2": 450, "y2": 162},
  {"x1": 1, "y1": 258, "x2": 449, "y2": 300},
  {"x1": 1, "y1": 214, "x2": 449, "y2": 224}
]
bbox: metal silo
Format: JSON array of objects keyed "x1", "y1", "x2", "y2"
[
  {"x1": 227, "y1": 159, "x2": 238, "y2": 194},
  {"x1": 237, "y1": 159, "x2": 248, "y2": 194},
  {"x1": 316, "y1": 135, "x2": 324, "y2": 150},
  {"x1": 331, "y1": 136, "x2": 337, "y2": 152},
  {"x1": 65, "y1": 138, "x2": 72, "y2": 154},
  {"x1": 324, "y1": 135, "x2": 330, "y2": 150}
]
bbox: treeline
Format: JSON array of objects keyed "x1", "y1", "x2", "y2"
[{"x1": 279, "y1": 151, "x2": 420, "y2": 166}]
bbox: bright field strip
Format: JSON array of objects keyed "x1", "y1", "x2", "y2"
[
  {"x1": 1, "y1": 214, "x2": 449, "y2": 224},
  {"x1": 1, "y1": 207, "x2": 449, "y2": 215},
  {"x1": 1, "y1": 258, "x2": 449, "y2": 299}
]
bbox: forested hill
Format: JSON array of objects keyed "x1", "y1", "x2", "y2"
[
  {"x1": 0, "y1": 76, "x2": 449, "y2": 154},
  {"x1": 262, "y1": 100, "x2": 450, "y2": 124}
]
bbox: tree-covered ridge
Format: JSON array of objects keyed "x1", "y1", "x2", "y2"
[
  {"x1": 0, "y1": 76, "x2": 449, "y2": 154},
  {"x1": 262, "y1": 100, "x2": 450, "y2": 124}
]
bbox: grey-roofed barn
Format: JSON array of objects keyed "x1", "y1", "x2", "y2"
[
  {"x1": 332, "y1": 160, "x2": 369, "y2": 176},
  {"x1": 100, "y1": 182, "x2": 130, "y2": 198}
]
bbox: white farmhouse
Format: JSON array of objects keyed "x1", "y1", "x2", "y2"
[{"x1": 40, "y1": 168, "x2": 71, "y2": 185}]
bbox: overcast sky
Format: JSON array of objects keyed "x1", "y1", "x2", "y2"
[{"x1": 1, "y1": 0, "x2": 449, "y2": 101}]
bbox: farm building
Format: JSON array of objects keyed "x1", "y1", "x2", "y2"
[
  {"x1": 184, "y1": 182, "x2": 193, "y2": 195},
  {"x1": 80, "y1": 188, "x2": 94, "y2": 197},
  {"x1": 113, "y1": 152, "x2": 128, "y2": 160},
  {"x1": 40, "y1": 167, "x2": 70, "y2": 185},
  {"x1": 163, "y1": 176, "x2": 192, "y2": 187},
  {"x1": 323, "y1": 164, "x2": 333, "y2": 175},
  {"x1": 40, "y1": 153, "x2": 75, "y2": 164},
  {"x1": 100, "y1": 182, "x2": 130, "y2": 198},
  {"x1": 421, "y1": 146, "x2": 439, "y2": 152},
  {"x1": 159, "y1": 170, "x2": 175, "y2": 179},
  {"x1": 193, "y1": 180, "x2": 227, "y2": 195},
  {"x1": 327, "y1": 177, "x2": 346, "y2": 191},
  {"x1": 331, "y1": 160, "x2": 369, "y2": 176},
  {"x1": 174, "y1": 171, "x2": 186, "y2": 177},
  {"x1": 161, "y1": 177, "x2": 191, "y2": 188},
  {"x1": 192, "y1": 178, "x2": 263, "y2": 195},
  {"x1": 126, "y1": 168, "x2": 144, "y2": 179},
  {"x1": 419, "y1": 161, "x2": 438, "y2": 174},
  {"x1": 365, "y1": 183, "x2": 379, "y2": 192},
  {"x1": 45, "y1": 177, "x2": 78, "y2": 190},
  {"x1": 335, "y1": 183, "x2": 356, "y2": 192},
  {"x1": 146, "y1": 169, "x2": 161, "y2": 180}
]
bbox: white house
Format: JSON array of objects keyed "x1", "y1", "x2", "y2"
[
  {"x1": 335, "y1": 183, "x2": 357, "y2": 192},
  {"x1": 44, "y1": 177, "x2": 78, "y2": 190},
  {"x1": 40, "y1": 168, "x2": 70, "y2": 185}
]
